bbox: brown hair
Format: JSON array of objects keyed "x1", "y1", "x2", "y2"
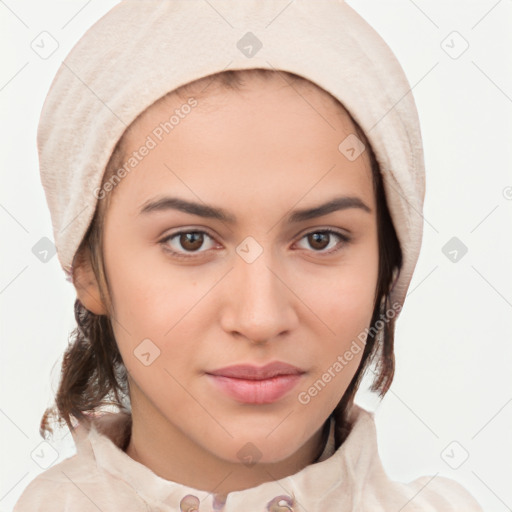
[{"x1": 40, "y1": 69, "x2": 402, "y2": 449}]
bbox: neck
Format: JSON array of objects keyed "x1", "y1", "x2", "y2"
[{"x1": 124, "y1": 385, "x2": 330, "y2": 495}]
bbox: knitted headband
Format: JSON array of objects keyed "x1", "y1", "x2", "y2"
[{"x1": 37, "y1": 0, "x2": 425, "y2": 312}]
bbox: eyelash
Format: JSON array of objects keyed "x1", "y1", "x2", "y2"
[{"x1": 159, "y1": 228, "x2": 351, "y2": 260}]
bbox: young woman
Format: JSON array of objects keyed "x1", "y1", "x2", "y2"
[{"x1": 14, "y1": 1, "x2": 483, "y2": 510}]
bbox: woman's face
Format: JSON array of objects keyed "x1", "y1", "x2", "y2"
[{"x1": 98, "y1": 77, "x2": 378, "y2": 465}]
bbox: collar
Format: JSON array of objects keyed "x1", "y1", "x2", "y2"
[{"x1": 71, "y1": 405, "x2": 381, "y2": 510}]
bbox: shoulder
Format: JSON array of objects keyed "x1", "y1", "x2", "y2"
[
  {"x1": 360, "y1": 461, "x2": 484, "y2": 511},
  {"x1": 344, "y1": 406, "x2": 483, "y2": 511},
  {"x1": 13, "y1": 453, "x2": 100, "y2": 512},
  {"x1": 13, "y1": 458, "x2": 146, "y2": 512},
  {"x1": 13, "y1": 424, "x2": 143, "y2": 512},
  {"x1": 399, "y1": 473, "x2": 484, "y2": 511}
]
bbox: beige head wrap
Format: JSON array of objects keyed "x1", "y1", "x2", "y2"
[{"x1": 37, "y1": 0, "x2": 425, "y2": 312}]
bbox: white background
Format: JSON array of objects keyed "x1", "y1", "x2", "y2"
[{"x1": 1, "y1": 1, "x2": 511, "y2": 511}]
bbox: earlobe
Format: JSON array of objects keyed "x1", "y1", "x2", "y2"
[{"x1": 72, "y1": 247, "x2": 108, "y2": 316}]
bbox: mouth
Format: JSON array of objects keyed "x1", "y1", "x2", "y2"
[{"x1": 205, "y1": 361, "x2": 306, "y2": 404}]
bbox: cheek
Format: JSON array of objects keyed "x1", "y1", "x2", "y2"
[
  {"x1": 313, "y1": 250, "x2": 379, "y2": 332},
  {"x1": 299, "y1": 243, "x2": 378, "y2": 393},
  {"x1": 105, "y1": 250, "x2": 209, "y2": 375},
  {"x1": 103, "y1": 235, "x2": 179, "y2": 328}
]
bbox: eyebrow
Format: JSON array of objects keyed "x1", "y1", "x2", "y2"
[{"x1": 139, "y1": 195, "x2": 371, "y2": 224}]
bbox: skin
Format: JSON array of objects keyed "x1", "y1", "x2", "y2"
[{"x1": 74, "y1": 76, "x2": 379, "y2": 495}]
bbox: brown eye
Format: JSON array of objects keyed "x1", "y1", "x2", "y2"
[
  {"x1": 308, "y1": 232, "x2": 330, "y2": 250},
  {"x1": 296, "y1": 229, "x2": 350, "y2": 255},
  {"x1": 161, "y1": 230, "x2": 217, "y2": 258},
  {"x1": 178, "y1": 232, "x2": 204, "y2": 251}
]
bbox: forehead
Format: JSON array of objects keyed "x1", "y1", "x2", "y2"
[
  {"x1": 129, "y1": 74, "x2": 364, "y2": 148},
  {"x1": 110, "y1": 76, "x2": 374, "y2": 216}
]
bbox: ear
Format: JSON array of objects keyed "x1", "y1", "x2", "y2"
[{"x1": 72, "y1": 246, "x2": 108, "y2": 316}]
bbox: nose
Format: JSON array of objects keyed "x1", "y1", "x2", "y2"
[{"x1": 219, "y1": 249, "x2": 298, "y2": 345}]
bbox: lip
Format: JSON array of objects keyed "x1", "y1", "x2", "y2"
[
  {"x1": 207, "y1": 361, "x2": 304, "y2": 380},
  {"x1": 206, "y1": 362, "x2": 305, "y2": 404}
]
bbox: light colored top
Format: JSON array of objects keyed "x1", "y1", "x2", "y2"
[{"x1": 14, "y1": 405, "x2": 483, "y2": 511}]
